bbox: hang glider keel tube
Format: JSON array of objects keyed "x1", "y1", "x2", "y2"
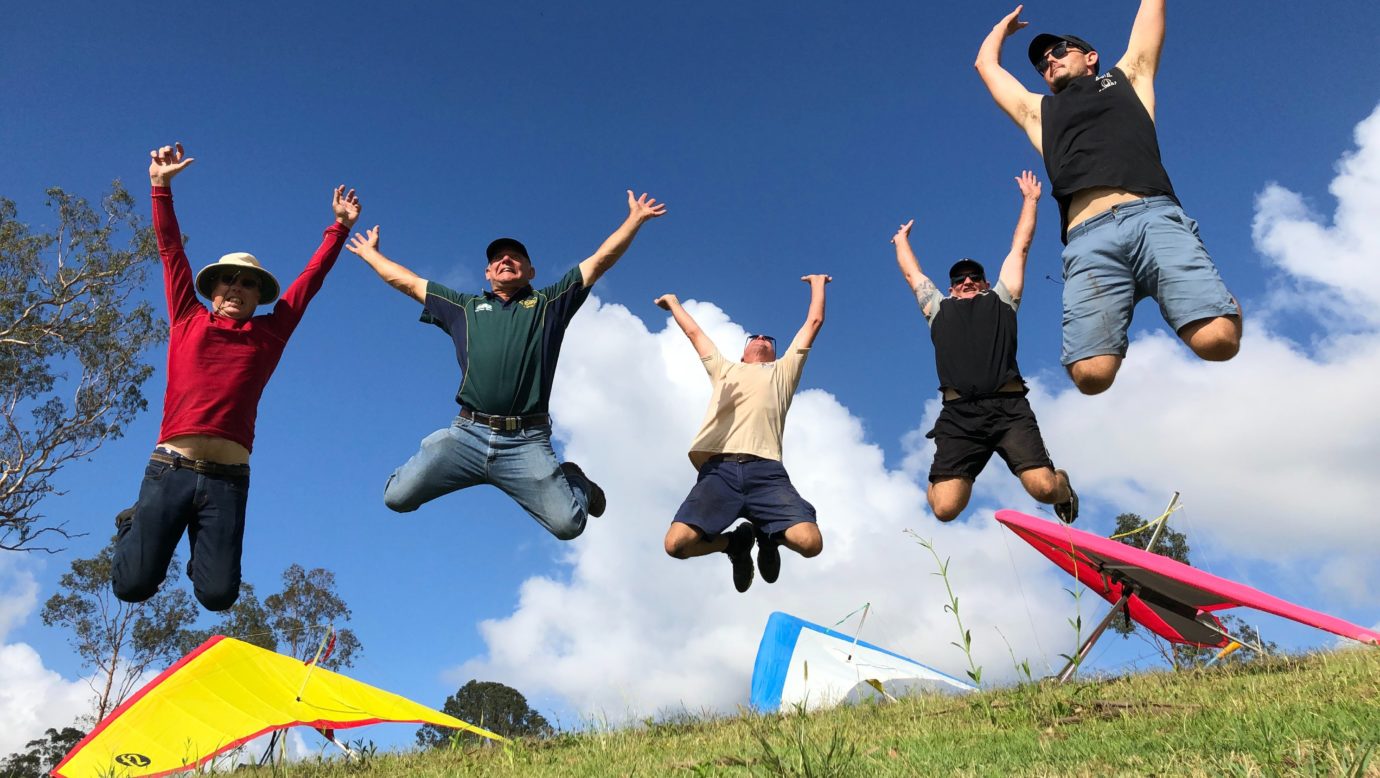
[{"x1": 996, "y1": 509, "x2": 1380, "y2": 684}]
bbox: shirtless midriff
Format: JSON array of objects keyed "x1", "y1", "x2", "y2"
[
  {"x1": 158, "y1": 434, "x2": 251, "y2": 465},
  {"x1": 1066, "y1": 187, "x2": 1146, "y2": 231}
]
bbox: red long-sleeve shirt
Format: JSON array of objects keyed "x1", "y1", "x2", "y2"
[{"x1": 153, "y1": 186, "x2": 348, "y2": 452}]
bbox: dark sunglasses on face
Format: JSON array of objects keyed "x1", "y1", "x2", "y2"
[
  {"x1": 1035, "y1": 41, "x2": 1086, "y2": 74},
  {"x1": 745, "y1": 334, "x2": 777, "y2": 349},
  {"x1": 218, "y1": 272, "x2": 259, "y2": 290},
  {"x1": 950, "y1": 273, "x2": 986, "y2": 287}
]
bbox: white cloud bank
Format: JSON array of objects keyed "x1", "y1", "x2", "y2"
[{"x1": 452, "y1": 103, "x2": 1380, "y2": 720}]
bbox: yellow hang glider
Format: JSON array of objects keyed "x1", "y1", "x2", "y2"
[{"x1": 52, "y1": 635, "x2": 504, "y2": 778}]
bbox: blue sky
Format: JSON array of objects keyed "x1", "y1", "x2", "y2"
[{"x1": 3, "y1": 0, "x2": 1380, "y2": 755}]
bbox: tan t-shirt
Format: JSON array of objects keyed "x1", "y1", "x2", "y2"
[{"x1": 687, "y1": 336, "x2": 810, "y2": 469}]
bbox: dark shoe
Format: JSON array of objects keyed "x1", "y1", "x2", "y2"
[
  {"x1": 724, "y1": 523, "x2": 756, "y2": 593},
  {"x1": 756, "y1": 530, "x2": 781, "y2": 584},
  {"x1": 561, "y1": 462, "x2": 606, "y2": 518},
  {"x1": 115, "y1": 505, "x2": 136, "y2": 531},
  {"x1": 1054, "y1": 469, "x2": 1078, "y2": 524}
]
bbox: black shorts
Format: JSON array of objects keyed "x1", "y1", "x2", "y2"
[
  {"x1": 672, "y1": 457, "x2": 817, "y2": 538},
  {"x1": 926, "y1": 395, "x2": 1054, "y2": 483}
]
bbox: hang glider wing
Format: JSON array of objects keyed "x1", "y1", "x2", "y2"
[
  {"x1": 751, "y1": 611, "x2": 975, "y2": 713},
  {"x1": 53, "y1": 635, "x2": 504, "y2": 778},
  {"x1": 996, "y1": 509, "x2": 1380, "y2": 648}
]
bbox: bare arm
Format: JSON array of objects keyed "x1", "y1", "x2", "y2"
[
  {"x1": 792, "y1": 274, "x2": 831, "y2": 349},
  {"x1": 346, "y1": 226, "x2": 428, "y2": 303},
  {"x1": 892, "y1": 220, "x2": 941, "y2": 319},
  {"x1": 975, "y1": 5, "x2": 1045, "y2": 153},
  {"x1": 997, "y1": 171, "x2": 1041, "y2": 301},
  {"x1": 654, "y1": 294, "x2": 715, "y2": 358},
  {"x1": 1115, "y1": 0, "x2": 1164, "y2": 114},
  {"x1": 579, "y1": 190, "x2": 668, "y2": 288}
]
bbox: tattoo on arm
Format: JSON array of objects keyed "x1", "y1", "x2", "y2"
[{"x1": 913, "y1": 276, "x2": 938, "y2": 300}]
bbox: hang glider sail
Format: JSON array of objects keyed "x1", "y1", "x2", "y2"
[
  {"x1": 53, "y1": 635, "x2": 504, "y2": 778},
  {"x1": 750, "y1": 611, "x2": 975, "y2": 713},
  {"x1": 996, "y1": 509, "x2": 1379, "y2": 678}
]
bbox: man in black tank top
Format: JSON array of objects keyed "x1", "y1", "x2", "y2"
[
  {"x1": 891, "y1": 172, "x2": 1076, "y2": 524},
  {"x1": 975, "y1": 1, "x2": 1241, "y2": 396}
]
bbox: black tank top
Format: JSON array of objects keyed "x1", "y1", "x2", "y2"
[
  {"x1": 1041, "y1": 67, "x2": 1178, "y2": 243},
  {"x1": 930, "y1": 289, "x2": 1023, "y2": 397}
]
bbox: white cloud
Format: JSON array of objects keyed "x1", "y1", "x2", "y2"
[{"x1": 451, "y1": 103, "x2": 1380, "y2": 720}]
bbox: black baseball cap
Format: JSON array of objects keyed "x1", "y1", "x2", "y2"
[
  {"x1": 948, "y1": 258, "x2": 986, "y2": 283},
  {"x1": 485, "y1": 237, "x2": 530, "y2": 263},
  {"x1": 1027, "y1": 33, "x2": 1097, "y2": 69}
]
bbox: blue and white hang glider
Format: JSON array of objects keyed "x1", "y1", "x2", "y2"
[{"x1": 750, "y1": 611, "x2": 975, "y2": 713}]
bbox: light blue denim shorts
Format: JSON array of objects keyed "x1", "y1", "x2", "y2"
[{"x1": 1061, "y1": 196, "x2": 1236, "y2": 365}]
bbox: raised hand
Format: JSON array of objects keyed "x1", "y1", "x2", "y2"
[
  {"x1": 654, "y1": 293, "x2": 679, "y2": 310},
  {"x1": 997, "y1": 5, "x2": 1029, "y2": 38},
  {"x1": 347, "y1": 226, "x2": 381, "y2": 257},
  {"x1": 1016, "y1": 170, "x2": 1042, "y2": 201},
  {"x1": 627, "y1": 190, "x2": 668, "y2": 223},
  {"x1": 891, "y1": 219, "x2": 915, "y2": 245},
  {"x1": 148, "y1": 143, "x2": 195, "y2": 186},
  {"x1": 333, "y1": 186, "x2": 361, "y2": 227},
  {"x1": 801, "y1": 274, "x2": 833, "y2": 285}
]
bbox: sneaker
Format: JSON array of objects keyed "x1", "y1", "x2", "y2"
[
  {"x1": 1053, "y1": 469, "x2": 1079, "y2": 524},
  {"x1": 115, "y1": 505, "x2": 136, "y2": 531},
  {"x1": 756, "y1": 530, "x2": 781, "y2": 584},
  {"x1": 561, "y1": 462, "x2": 606, "y2": 518},
  {"x1": 724, "y1": 523, "x2": 756, "y2": 593}
]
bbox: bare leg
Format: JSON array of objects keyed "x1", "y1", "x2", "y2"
[
  {"x1": 1178, "y1": 309, "x2": 1242, "y2": 362},
  {"x1": 664, "y1": 521, "x2": 727, "y2": 559},
  {"x1": 1017, "y1": 467, "x2": 1070, "y2": 505},
  {"x1": 779, "y1": 522, "x2": 823, "y2": 558},
  {"x1": 928, "y1": 478, "x2": 974, "y2": 522},
  {"x1": 1067, "y1": 354, "x2": 1122, "y2": 395}
]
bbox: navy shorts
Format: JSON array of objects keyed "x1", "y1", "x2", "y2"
[
  {"x1": 672, "y1": 457, "x2": 817, "y2": 538},
  {"x1": 1061, "y1": 196, "x2": 1237, "y2": 365},
  {"x1": 926, "y1": 395, "x2": 1054, "y2": 483}
]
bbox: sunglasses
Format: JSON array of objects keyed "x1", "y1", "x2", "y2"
[
  {"x1": 950, "y1": 273, "x2": 986, "y2": 287},
  {"x1": 218, "y1": 272, "x2": 259, "y2": 290},
  {"x1": 1035, "y1": 41, "x2": 1086, "y2": 74},
  {"x1": 745, "y1": 334, "x2": 777, "y2": 349}
]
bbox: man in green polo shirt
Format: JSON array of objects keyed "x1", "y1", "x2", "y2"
[{"x1": 347, "y1": 190, "x2": 667, "y2": 539}]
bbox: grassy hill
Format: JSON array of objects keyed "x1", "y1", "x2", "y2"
[{"x1": 260, "y1": 648, "x2": 1378, "y2": 777}]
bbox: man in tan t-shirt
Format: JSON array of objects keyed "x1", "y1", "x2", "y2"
[{"x1": 654, "y1": 275, "x2": 830, "y2": 593}]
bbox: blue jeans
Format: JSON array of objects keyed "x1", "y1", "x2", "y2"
[
  {"x1": 383, "y1": 415, "x2": 591, "y2": 540},
  {"x1": 111, "y1": 452, "x2": 249, "y2": 611},
  {"x1": 1061, "y1": 196, "x2": 1236, "y2": 365}
]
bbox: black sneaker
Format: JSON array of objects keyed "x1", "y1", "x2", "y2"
[
  {"x1": 756, "y1": 530, "x2": 781, "y2": 584},
  {"x1": 115, "y1": 505, "x2": 136, "y2": 531},
  {"x1": 561, "y1": 462, "x2": 606, "y2": 518},
  {"x1": 1053, "y1": 469, "x2": 1079, "y2": 524},
  {"x1": 724, "y1": 523, "x2": 756, "y2": 593}
]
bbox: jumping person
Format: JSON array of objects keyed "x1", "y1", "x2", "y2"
[
  {"x1": 975, "y1": 1, "x2": 1241, "y2": 394},
  {"x1": 892, "y1": 172, "x2": 1076, "y2": 524},
  {"x1": 112, "y1": 143, "x2": 360, "y2": 611},
  {"x1": 348, "y1": 191, "x2": 666, "y2": 540},
  {"x1": 656, "y1": 275, "x2": 829, "y2": 593}
]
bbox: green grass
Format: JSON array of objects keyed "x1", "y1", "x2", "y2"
[{"x1": 252, "y1": 648, "x2": 1378, "y2": 777}]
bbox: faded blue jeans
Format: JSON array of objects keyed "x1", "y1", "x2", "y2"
[{"x1": 383, "y1": 415, "x2": 591, "y2": 540}]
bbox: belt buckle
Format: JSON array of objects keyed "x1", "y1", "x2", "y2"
[{"x1": 504, "y1": 417, "x2": 518, "y2": 432}]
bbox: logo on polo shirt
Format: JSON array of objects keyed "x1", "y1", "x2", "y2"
[
  {"x1": 520, "y1": 298, "x2": 536, "y2": 309},
  {"x1": 1097, "y1": 74, "x2": 1118, "y2": 92},
  {"x1": 476, "y1": 302, "x2": 494, "y2": 312}
]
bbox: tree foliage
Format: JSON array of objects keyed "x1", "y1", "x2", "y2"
[
  {"x1": 177, "y1": 582, "x2": 278, "y2": 656},
  {"x1": 416, "y1": 680, "x2": 553, "y2": 748},
  {"x1": 262, "y1": 564, "x2": 360, "y2": 669},
  {"x1": 0, "y1": 183, "x2": 164, "y2": 551},
  {"x1": 40, "y1": 541, "x2": 198, "y2": 721},
  {"x1": 0, "y1": 725, "x2": 85, "y2": 778},
  {"x1": 1110, "y1": 512, "x2": 1278, "y2": 668}
]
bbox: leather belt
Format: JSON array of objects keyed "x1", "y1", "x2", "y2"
[
  {"x1": 460, "y1": 407, "x2": 551, "y2": 431},
  {"x1": 942, "y1": 380, "x2": 1027, "y2": 402},
  {"x1": 707, "y1": 453, "x2": 771, "y2": 464},
  {"x1": 150, "y1": 450, "x2": 250, "y2": 477}
]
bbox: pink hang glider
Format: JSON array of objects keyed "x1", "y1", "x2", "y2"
[{"x1": 995, "y1": 510, "x2": 1379, "y2": 681}]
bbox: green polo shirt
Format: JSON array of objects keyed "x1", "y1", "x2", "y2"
[{"x1": 420, "y1": 266, "x2": 591, "y2": 415}]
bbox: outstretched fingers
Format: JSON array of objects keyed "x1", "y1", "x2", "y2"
[
  {"x1": 627, "y1": 189, "x2": 668, "y2": 219},
  {"x1": 346, "y1": 225, "x2": 381, "y2": 255}
]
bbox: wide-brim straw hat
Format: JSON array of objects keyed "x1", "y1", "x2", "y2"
[{"x1": 194, "y1": 252, "x2": 281, "y2": 305}]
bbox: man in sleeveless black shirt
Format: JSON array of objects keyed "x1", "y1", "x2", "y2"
[
  {"x1": 976, "y1": 1, "x2": 1241, "y2": 395},
  {"x1": 892, "y1": 172, "x2": 1076, "y2": 524}
]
